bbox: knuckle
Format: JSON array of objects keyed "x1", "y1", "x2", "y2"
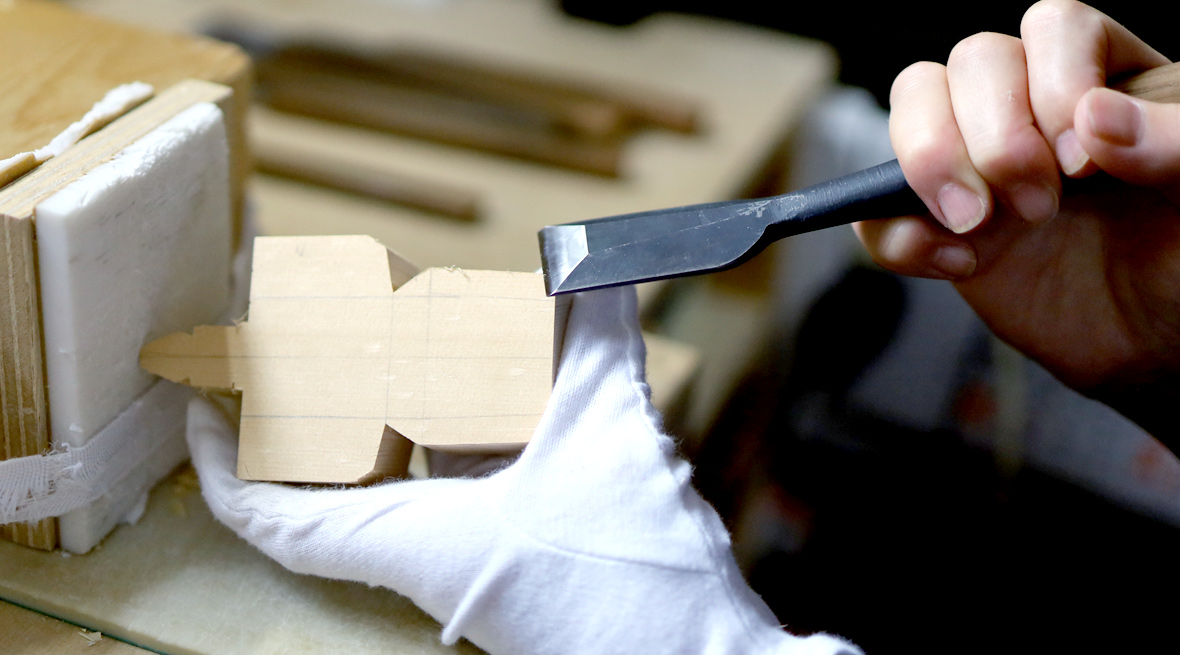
[
  {"x1": 949, "y1": 32, "x2": 1021, "y2": 69},
  {"x1": 869, "y1": 250, "x2": 904, "y2": 274},
  {"x1": 877, "y1": 220, "x2": 914, "y2": 265},
  {"x1": 969, "y1": 127, "x2": 1051, "y2": 181},
  {"x1": 876, "y1": 219, "x2": 936, "y2": 275},
  {"x1": 893, "y1": 125, "x2": 958, "y2": 180},
  {"x1": 1022, "y1": 0, "x2": 1095, "y2": 36},
  {"x1": 967, "y1": 136, "x2": 1020, "y2": 178},
  {"x1": 890, "y1": 61, "x2": 943, "y2": 104},
  {"x1": 854, "y1": 220, "x2": 904, "y2": 270}
]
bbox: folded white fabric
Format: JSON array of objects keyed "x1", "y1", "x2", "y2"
[{"x1": 186, "y1": 286, "x2": 860, "y2": 655}]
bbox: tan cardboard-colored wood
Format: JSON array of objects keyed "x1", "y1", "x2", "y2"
[
  {"x1": 0, "y1": 0, "x2": 251, "y2": 227},
  {"x1": 1111, "y1": 62, "x2": 1180, "y2": 103},
  {"x1": 255, "y1": 50, "x2": 626, "y2": 177},
  {"x1": 0, "y1": 600, "x2": 153, "y2": 654},
  {"x1": 251, "y1": 128, "x2": 482, "y2": 221},
  {"x1": 0, "y1": 80, "x2": 231, "y2": 549},
  {"x1": 0, "y1": 465, "x2": 485, "y2": 655},
  {"x1": 140, "y1": 235, "x2": 556, "y2": 484},
  {"x1": 0, "y1": 216, "x2": 54, "y2": 549}
]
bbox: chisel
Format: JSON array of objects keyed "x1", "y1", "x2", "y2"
[{"x1": 538, "y1": 61, "x2": 1180, "y2": 296}]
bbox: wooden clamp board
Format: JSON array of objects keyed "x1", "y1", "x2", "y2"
[
  {"x1": 0, "y1": 0, "x2": 250, "y2": 550},
  {"x1": 141, "y1": 235, "x2": 562, "y2": 484}
]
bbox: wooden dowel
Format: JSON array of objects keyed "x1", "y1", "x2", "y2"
[
  {"x1": 1111, "y1": 61, "x2": 1180, "y2": 103},
  {"x1": 278, "y1": 45, "x2": 628, "y2": 139},
  {"x1": 256, "y1": 57, "x2": 624, "y2": 176},
  {"x1": 252, "y1": 136, "x2": 481, "y2": 221},
  {"x1": 373, "y1": 47, "x2": 700, "y2": 134}
]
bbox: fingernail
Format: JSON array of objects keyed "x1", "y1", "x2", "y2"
[
  {"x1": 937, "y1": 183, "x2": 986, "y2": 233},
  {"x1": 1010, "y1": 183, "x2": 1058, "y2": 223},
  {"x1": 931, "y1": 244, "x2": 977, "y2": 279},
  {"x1": 1056, "y1": 128, "x2": 1090, "y2": 175},
  {"x1": 1088, "y1": 89, "x2": 1143, "y2": 146}
]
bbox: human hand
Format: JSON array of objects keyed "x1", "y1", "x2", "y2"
[
  {"x1": 185, "y1": 286, "x2": 859, "y2": 655},
  {"x1": 853, "y1": 0, "x2": 1180, "y2": 439}
]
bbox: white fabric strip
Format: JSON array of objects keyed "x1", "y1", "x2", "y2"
[{"x1": 0, "y1": 380, "x2": 192, "y2": 524}]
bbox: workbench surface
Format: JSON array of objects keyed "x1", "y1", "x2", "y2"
[{"x1": 0, "y1": 465, "x2": 484, "y2": 654}]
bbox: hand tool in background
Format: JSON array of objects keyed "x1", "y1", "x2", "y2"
[
  {"x1": 250, "y1": 132, "x2": 482, "y2": 221},
  {"x1": 539, "y1": 61, "x2": 1180, "y2": 296},
  {"x1": 205, "y1": 20, "x2": 700, "y2": 177}
]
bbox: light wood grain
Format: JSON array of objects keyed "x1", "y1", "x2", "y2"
[
  {"x1": 0, "y1": 0, "x2": 250, "y2": 227},
  {"x1": 1112, "y1": 61, "x2": 1180, "y2": 103},
  {"x1": 140, "y1": 235, "x2": 557, "y2": 484},
  {"x1": 252, "y1": 127, "x2": 482, "y2": 220},
  {"x1": 0, "y1": 466, "x2": 485, "y2": 655},
  {"x1": 0, "y1": 600, "x2": 153, "y2": 654},
  {"x1": 255, "y1": 50, "x2": 626, "y2": 177},
  {"x1": 289, "y1": 43, "x2": 699, "y2": 137},
  {"x1": 0, "y1": 216, "x2": 54, "y2": 549}
]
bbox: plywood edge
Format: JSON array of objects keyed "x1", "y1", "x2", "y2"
[
  {"x1": 0, "y1": 216, "x2": 56, "y2": 549},
  {"x1": 0, "y1": 80, "x2": 232, "y2": 220}
]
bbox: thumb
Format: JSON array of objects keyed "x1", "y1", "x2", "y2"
[{"x1": 1075, "y1": 87, "x2": 1180, "y2": 195}]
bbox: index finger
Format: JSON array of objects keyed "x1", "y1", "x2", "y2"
[{"x1": 1020, "y1": 0, "x2": 1170, "y2": 175}]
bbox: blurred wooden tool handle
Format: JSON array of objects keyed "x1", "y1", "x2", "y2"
[
  {"x1": 1111, "y1": 61, "x2": 1180, "y2": 101},
  {"x1": 252, "y1": 127, "x2": 481, "y2": 221},
  {"x1": 257, "y1": 55, "x2": 623, "y2": 176},
  {"x1": 277, "y1": 45, "x2": 627, "y2": 139},
  {"x1": 373, "y1": 48, "x2": 699, "y2": 136}
]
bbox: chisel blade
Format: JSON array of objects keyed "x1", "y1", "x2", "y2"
[
  {"x1": 538, "y1": 61, "x2": 1180, "y2": 296},
  {"x1": 539, "y1": 159, "x2": 923, "y2": 295}
]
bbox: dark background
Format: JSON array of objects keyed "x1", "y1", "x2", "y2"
[
  {"x1": 560, "y1": 0, "x2": 1177, "y2": 107},
  {"x1": 562, "y1": 3, "x2": 1180, "y2": 653}
]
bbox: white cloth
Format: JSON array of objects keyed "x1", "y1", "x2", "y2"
[
  {"x1": 187, "y1": 286, "x2": 861, "y2": 655},
  {"x1": 0, "y1": 380, "x2": 191, "y2": 524}
]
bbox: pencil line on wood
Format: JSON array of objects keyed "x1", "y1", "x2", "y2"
[
  {"x1": 382, "y1": 262, "x2": 399, "y2": 448},
  {"x1": 422, "y1": 269, "x2": 433, "y2": 422}
]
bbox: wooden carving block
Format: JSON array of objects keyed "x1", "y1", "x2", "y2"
[{"x1": 141, "y1": 235, "x2": 559, "y2": 484}]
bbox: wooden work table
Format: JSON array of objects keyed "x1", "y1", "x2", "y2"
[
  {"x1": 1, "y1": 599, "x2": 152, "y2": 654},
  {"x1": 4, "y1": 0, "x2": 836, "y2": 651}
]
